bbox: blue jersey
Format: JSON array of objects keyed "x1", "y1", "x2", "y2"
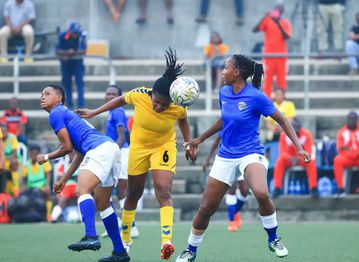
[
  {"x1": 218, "y1": 84, "x2": 277, "y2": 159},
  {"x1": 106, "y1": 108, "x2": 130, "y2": 148},
  {"x1": 49, "y1": 104, "x2": 112, "y2": 155}
]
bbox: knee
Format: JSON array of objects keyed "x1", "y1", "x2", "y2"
[
  {"x1": 254, "y1": 190, "x2": 270, "y2": 203},
  {"x1": 127, "y1": 186, "x2": 142, "y2": 201},
  {"x1": 22, "y1": 25, "x2": 34, "y2": 37},
  {"x1": 155, "y1": 186, "x2": 171, "y2": 202},
  {"x1": 198, "y1": 204, "x2": 215, "y2": 219}
]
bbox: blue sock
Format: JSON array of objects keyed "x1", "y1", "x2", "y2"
[
  {"x1": 264, "y1": 226, "x2": 278, "y2": 243},
  {"x1": 78, "y1": 195, "x2": 97, "y2": 237},
  {"x1": 101, "y1": 208, "x2": 125, "y2": 254},
  {"x1": 227, "y1": 204, "x2": 237, "y2": 221},
  {"x1": 187, "y1": 244, "x2": 197, "y2": 253},
  {"x1": 236, "y1": 199, "x2": 245, "y2": 212}
]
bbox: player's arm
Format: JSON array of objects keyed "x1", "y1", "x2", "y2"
[
  {"x1": 270, "y1": 111, "x2": 310, "y2": 162},
  {"x1": 116, "y1": 126, "x2": 125, "y2": 147},
  {"x1": 272, "y1": 18, "x2": 291, "y2": 40},
  {"x1": 252, "y1": 15, "x2": 267, "y2": 32},
  {"x1": 178, "y1": 117, "x2": 197, "y2": 161},
  {"x1": 203, "y1": 136, "x2": 221, "y2": 170},
  {"x1": 37, "y1": 128, "x2": 74, "y2": 164},
  {"x1": 76, "y1": 95, "x2": 127, "y2": 118}
]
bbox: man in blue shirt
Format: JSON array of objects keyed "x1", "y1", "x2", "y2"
[
  {"x1": 56, "y1": 22, "x2": 87, "y2": 109},
  {"x1": 38, "y1": 84, "x2": 130, "y2": 262}
]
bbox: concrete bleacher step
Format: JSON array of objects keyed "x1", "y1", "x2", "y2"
[{"x1": 172, "y1": 179, "x2": 186, "y2": 194}]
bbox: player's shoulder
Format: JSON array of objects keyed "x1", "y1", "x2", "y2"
[{"x1": 131, "y1": 87, "x2": 151, "y2": 94}]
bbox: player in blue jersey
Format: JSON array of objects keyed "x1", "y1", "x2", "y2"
[
  {"x1": 176, "y1": 54, "x2": 311, "y2": 261},
  {"x1": 37, "y1": 85, "x2": 130, "y2": 262}
]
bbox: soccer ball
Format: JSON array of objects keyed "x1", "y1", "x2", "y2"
[{"x1": 169, "y1": 76, "x2": 200, "y2": 107}]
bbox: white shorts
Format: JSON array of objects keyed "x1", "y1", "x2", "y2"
[
  {"x1": 209, "y1": 153, "x2": 268, "y2": 186},
  {"x1": 119, "y1": 147, "x2": 129, "y2": 180},
  {"x1": 79, "y1": 141, "x2": 121, "y2": 187}
]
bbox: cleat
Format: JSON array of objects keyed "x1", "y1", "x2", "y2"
[
  {"x1": 235, "y1": 212, "x2": 242, "y2": 228},
  {"x1": 131, "y1": 225, "x2": 140, "y2": 238},
  {"x1": 160, "y1": 242, "x2": 175, "y2": 260},
  {"x1": 227, "y1": 221, "x2": 238, "y2": 232},
  {"x1": 269, "y1": 238, "x2": 288, "y2": 257},
  {"x1": 68, "y1": 236, "x2": 101, "y2": 251},
  {"x1": 98, "y1": 250, "x2": 130, "y2": 262},
  {"x1": 176, "y1": 250, "x2": 196, "y2": 262}
]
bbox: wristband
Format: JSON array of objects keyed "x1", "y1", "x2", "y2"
[{"x1": 44, "y1": 154, "x2": 49, "y2": 161}]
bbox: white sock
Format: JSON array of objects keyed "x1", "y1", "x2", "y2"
[
  {"x1": 99, "y1": 206, "x2": 115, "y2": 219},
  {"x1": 119, "y1": 198, "x2": 125, "y2": 210},
  {"x1": 225, "y1": 194, "x2": 237, "y2": 205},
  {"x1": 259, "y1": 212, "x2": 277, "y2": 229},
  {"x1": 188, "y1": 230, "x2": 204, "y2": 247},
  {"x1": 237, "y1": 192, "x2": 248, "y2": 202},
  {"x1": 51, "y1": 205, "x2": 63, "y2": 221}
]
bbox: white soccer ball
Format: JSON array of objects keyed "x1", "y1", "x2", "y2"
[{"x1": 169, "y1": 76, "x2": 200, "y2": 107}]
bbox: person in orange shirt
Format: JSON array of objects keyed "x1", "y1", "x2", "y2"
[
  {"x1": 253, "y1": 6, "x2": 292, "y2": 98},
  {"x1": 204, "y1": 32, "x2": 229, "y2": 92},
  {"x1": 334, "y1": 112, "x2": 359, "y2": 197},
  {"x1": 272, "y1": 118, "x2": 318, "y2": 198}
]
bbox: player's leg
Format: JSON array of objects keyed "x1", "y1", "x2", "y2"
[
  {"x1": 225, "y1": 183, "x2": 238, "y2": 232},
  {"x1": 272, "y1": 153, "x2": 291, "y2": 198},
  {"x1": 235, "y1": 178, "x2": 250, "y2": 228},
  {"x1": 334, "y1": 154, "x2": 354, "y2": 196},
  {"x1": 52, "y1": 184, "x2": 76, "y2": 222}
]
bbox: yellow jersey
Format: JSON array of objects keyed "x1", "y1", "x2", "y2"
[
  {"x1": 266, "y1": 100, "x2": 296, "y2": 123},
  {"x1": 124, "y1": 87, "x2": 187, "y2": 149},
  {"x1": 22, "y1": 161, "x2": 52, "y2": 178},
  {"x1": 0, "y1": 129, "x2": 2, "y2": 139}
]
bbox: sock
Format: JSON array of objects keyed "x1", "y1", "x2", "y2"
[
  {"x1": 225, "y1": 194, "x2": 237, "y2": 221},
  {"x1": 11, "y1": 171, "x2": 20, "y2": 196},
  {"x1": 78, "y1": 194, "x2": 97, "y2": 237},
  {"x1": 121, "y1": 209, "x2": 136, "y2": 243},
  {"x1": 119, "y1": 198, "x2": 125, "y2": 210},
  {"x1": 236, "y1": 192, "x2": 248, "y2": 212},
  {"x1": 187, "y1": 228, "x2": 205, "y2": 254},
  {"x1": 132, "y1": 221, "x2": 136, "y2": 227},
  {"x1": 100, "y1": 207, "x2": 125, "y2": 253},
  {"x1": 260, "y1": 212, "x2": 278, "y2": 243},
  {"x1": 46, "y1": 200, "x2": 53, "y2": 221},
  {"x1": 160, "y1": 206, "x2": 174, "y2": 244},
  {"x1": 51, "y1": 205, "x2": 63, "y2": 221}
]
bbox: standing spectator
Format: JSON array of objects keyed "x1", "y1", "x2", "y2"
[
  {"x1": 266, "y1": 88, "x2": 296, "y2": 141},
  {"x1": 333, "y1": 112, "x2": 359, "y2": 197},
  {"x1": 56, "y1": 22, "x2": 87, "y2": 109},
  {"x1": 253, "y1": 6, "x2": 292, "y2": 98},
  {"x1": 104, "y1": 0, "x2": 126, "y2": 23},
  {"x1": 136, "y1": 0, "x2": 174, "y2": 24},
  {"x1": 272, "y1": 118, "x2": 318, "y2": 198},
  {"x1": 204, "y1": 31, "x2": 229, "y2": 92},
  {"x1": 195, "y1": 0, "x2": 244, "y2": 26},
  {"x1": 1, "y1": 97, "x2": 28, "y2": 145},
  {"x1": 345, "y1": 12, "x2": 359, "y2": 75},
  {"x1": 0, "y1": 124, "x2": 20, "y2": 197},
  {"x1": 22, "y1": 146, "x2": 53, "y2": 222},
  {"x1": 317, "y1": 0, "x2": 344, "y2": 53},
  {"x1": 0, "y1": 0, "x2": 36, "y2": 63}
]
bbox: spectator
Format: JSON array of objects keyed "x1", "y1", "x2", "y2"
[
  {"x1": 104, "y1": 0, "x2": 126, "y2": 23},
  {"x1": 22, "y1": 146, "x2": 52, "y2": 222},
  {"x1": 0, "y1": 124, "x2": 20, "y2": 197},
  {"x1": 0, "y1": 0, "x2": 36, "y2": 63},
  {"x1": 1, "y1": 97, "x2": 28, "y2": 145},
  {"x1": 317, "y1": 0, "x2": 344, "y2": 53},
  {"x1": 345, "y1": 12, "x2": 359, "y2": 75},
  {"x1": 272, "y1": 118, "x2": 318, "y2": 198},
  {"x1": 0, "y1": 128, "x2": 5, "y2": 193},
  {"x1": 204, "y1": 31, "x2": 229, "y2": 92},
  {"x1": 333, "y1": 112, "x2": 359, "y2": 197},
  {"x1": 136, "y1": 0, "x2": 173, "y2": 24},
  {"x1": 56, "y1": 22, "x2": 87, "y2": 109},
  {"x1": 195, "y1": 0, "x2": 244, "y2": 26},
  {"x1": 266, "y1": 88, "x2": 296, "y2": 141},
  {"x1": 253, "y1": 6, "x2": 292, "y2": 98}
]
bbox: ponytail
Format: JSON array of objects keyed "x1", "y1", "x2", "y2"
[
  {"x1": 231, "y1": 54, "x2": 263, "y2": 89},
  {"x1": 251, "y1": 62, "x2": 264, "y2": 88}
]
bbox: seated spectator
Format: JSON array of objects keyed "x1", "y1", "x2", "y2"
[
  {"x1": 204, "y1": 31, "x2": 229, "y2": 92},
  {"x1": 272, "y1": 118, "x2": 318, "y2": 198},
  {"x1": 22, "y1": 146, "x2": 52, "y2": 222},
  {"x1": 0, "y1": 124, "x2": 20, "y2": 197},
  {"x1": 136, "y1": 0, "x2": 173, "y2": 24},
  {"x1": 51, "y1": 152, "x2": 78, "y2": 223},
  {"x1": 0, "y1": 0, "x2": 36, "y2": 63},
  {"x1": 195, "y1": 0, "x2": 244, "y2": 26},
  {"x1": 0, "y1": 128, "x2": 6, "y2": 193},
  {"x1": 1, "y1": 97, "x2": 28, "y2": 145},
  {"x1": 345, "y1": 12, "x2": 359, "y2": 75},
  {"x1": 333, "y1": 112, "x2": 359, "y2": 197},
  {"x1": 56, "y1": 22, "x2": 87, "y2": 109},
  {"x1": 266, "y1": 88, "x2": 296, "y2": 141},
  {"x1": 103, "y1": 0, "x2": 126, "y2": 23}
]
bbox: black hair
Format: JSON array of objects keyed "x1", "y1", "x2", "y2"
[
  {"x1": 231, "y1": 54, "x2": 264, "y2": 89},
  {"x1": 48, "y1": 84, "x2": 66, "y2": 104},
  {"x1": 109, "y1": 84, "x2": 122, "y2": 96},
  {"x1": 152, "y1": 47, "x2": 184, "y2": 100},
  {"x1": 211, "y1": 31, "x2": 223, "y2": 44},
  {"x1": 30, "y1": 145, "x2": 41, "y2": 152}
]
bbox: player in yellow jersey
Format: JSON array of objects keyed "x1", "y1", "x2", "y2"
[{"x1": 76, "y1": 48, "x2": 196, "y2": 260}]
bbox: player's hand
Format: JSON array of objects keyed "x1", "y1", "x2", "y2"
[
  {"x1": 185, "y1": 144, "x2": 198, "y2": 162},
  {"x1": 298, "y1": 149, "x2": 311, "y2": 163},
  {"x1": 36, "y1": 154, "x2": 47, "y2": 165},
  {"x1": 75, "y1": 108, "x2": 95, "y2": 119},
  {"x1": 54, "y1": 179, "x2": 66, "y2": 193},
  {"x1": 184, "y1": 137, "x2": 202, "y2": 150}
]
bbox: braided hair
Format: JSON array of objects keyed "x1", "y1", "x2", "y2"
[
  {"x1": 152, "y1": 47, "x2": 184, "y2": 99},
  {"x1": 231, "y1": 54, "x2": 264, "y2": 89}
]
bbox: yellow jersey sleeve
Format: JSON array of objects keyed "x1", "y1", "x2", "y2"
[
  {"x1": 124, "y1": 87, "x2": 149, "y2": 105},
  {"x1": 43, "y1": 161, "x2": 52, "y2": 172},
  {"x1": 11, "y1": 134, "x2": 18, "y2": 150},
  {"x1": 22, "y1": 166, "x2": 28, "y2": 177}
]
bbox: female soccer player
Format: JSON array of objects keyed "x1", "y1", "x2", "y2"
[
  {"x1": 38, "y1": 85, "x2": 129, "y2": 262},
  {"x1": 76, "y1": 48, "x2": 196, "y2": 260},
  {"x1": 176, "y1": 54, "x2": 311, "y2": 261}
]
